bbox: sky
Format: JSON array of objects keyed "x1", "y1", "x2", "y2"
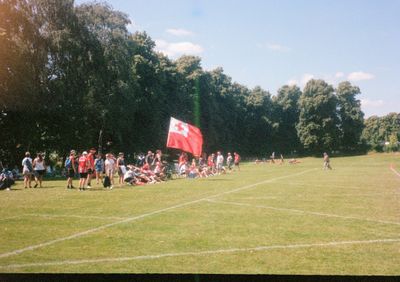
[{"x1": 76, "y1": 0, "x2": 400, "y2": 117}]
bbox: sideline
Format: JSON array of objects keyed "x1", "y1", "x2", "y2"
[
  {"x1": 390, "y1": 164, "x2": 400, "y2": 178},
  {"x1": 1, "y1": 238, "x2": 399, "y2": 270},
  {"x1": 278, "y1": 181, "x2": 390, "y2": 193},
  {"x1": 0, "y1": 168, "x2": 317, "y2": 260},
  {"x1": 207, "y1": 199, "x2": 400, "y2": 226}
]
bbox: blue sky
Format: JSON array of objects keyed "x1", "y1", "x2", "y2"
[{"x1": 76, "y1": 0, "x2": 400, "y2": 117}]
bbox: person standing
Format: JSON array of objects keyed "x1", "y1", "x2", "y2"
[
  {"x1": 216, "y1": 151, "x2": 224, "y2": 174},
  {"x1": 94, "y1": 153, "x2": 104, "y2": 185},
  {"x1": 226, "y1": 152, "x2": 233, "y2": 171},
  {"x1": 234, "y1": 152, "x2": 241, "y2": 171},
  {"x1": 117, "y1": 152, "x2": 126, "y2": 186},
  {"x1": 66, "y1": 150, "x2": 77, "y2": 189},
  {"x1": 22, "y1": 152, "x2": 33, "y2": 188},
  {"x1": 104, "y1": 153, "x2": 115, "y2": 189},
  {"x1": 78, "y1": 151, "x2": 90, "y2": 191},
  {"x1": 86, "y1": 148, "x2": 96, "y2": 188},
  {"x1": 145, "y1": 151, "x2": 154, "y2": 167},
  {"x1": 33, "y1": 153, "x2": 46, "y2": 188},
  {"x1": 323, "y1": 152, "x2": 332, "y2": 170}
]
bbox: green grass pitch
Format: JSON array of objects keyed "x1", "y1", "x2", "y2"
[{"x1": 0, "y1": 153, "x2": 399, "y2": 274}]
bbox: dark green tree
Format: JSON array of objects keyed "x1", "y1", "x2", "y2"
[
  {"x1": 336, "y1": 81, "x2": 365, "y2": 151},
  {"x1": 296, "y1": 79, "x2": 339, "y2": 152}
]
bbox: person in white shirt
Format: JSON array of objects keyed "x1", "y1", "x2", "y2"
[
  {"x1": 216, "y1": 151, "x2": 224, "y2": 174},
  {"x1": 33, "y1": 153, "x2": 46, "y2": 188},
  {"x1": 22, "y1": 152, "x2": 33, "y2": 188},
  {"x1": 104, "y1": 153, "x2": 116, "y2": 188}
]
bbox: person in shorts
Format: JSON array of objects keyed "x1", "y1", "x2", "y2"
[
  {"x1": 66, "y1": 150, "x2": 77, "y2": 189},
  {"x1": 94, "y1": 153, "x2": 104, "y2": 185},
  {"x1": 234, "y1": 152, "x2": 241, "y2": 171},
  {"x1": 22, "y1": 152, "x2": 33, "y2": 188},
  {"x1": 33, "y1": 153, "x2": 46, "y2": 188},
  {"x1": 78, "y1": 151, "x2": 90, "y2": 191},
  {"x1": 86, "y1": 148, "x2": 96, "y2": 188},
  {"x1": 117, "y1": 152, "x2": 126, "y2": 186}
]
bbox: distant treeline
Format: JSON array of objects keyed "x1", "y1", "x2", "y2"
[{"x1": 0, "y1": 0, "x2": 399, "y2": 166}]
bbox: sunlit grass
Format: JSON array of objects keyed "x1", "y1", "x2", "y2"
[{"x1": 0, "y1": 153, "x2": 399, "y2": 274}]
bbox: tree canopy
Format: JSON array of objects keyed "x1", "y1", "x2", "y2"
[{"x1": 0, "y1": 0, "x2": 398, "y2": 166}]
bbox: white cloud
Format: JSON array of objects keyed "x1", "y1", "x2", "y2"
[
  {"x1": 335, "y1": 72, "x2": 344, "y2": 78},
  {"x1": 287, "y1": 79, "x2": 299, "y2": 86},
  {"x1": 361, "y1": 99, "x2": 384, "y2": 108},
  {"x1": 347, "y1": 71, "x2": 375, "y2": 81},
  {"x1": 166, "y1": 28, "x2": 194, "y2": 37},
  {"x1": 155, "y1": 39, "x2": 204, "y2": 58}
]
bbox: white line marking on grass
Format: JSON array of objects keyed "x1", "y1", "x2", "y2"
[
  {"x1": 1, "y1": 238, "x2": 399, "y2": 270},
  {"x1": 207, "y1": 199, "x2": 400, "y2": 227},
  {"x1": 25, "y1": 214, "x2": 129, "y2": 221},
  {"x1": 279, "y1": 182, "x2": 388, "y2": 192},
  {"x1": 390, "y1": 165, "x2": 400, "y2": 178},
  {"x1": 0, "y1": 168, "x2": 317, "y2": 259}
]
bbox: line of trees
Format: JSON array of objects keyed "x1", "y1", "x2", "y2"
[{"x1": 1, "y1": 0, "x2": 399, "y2": 166}]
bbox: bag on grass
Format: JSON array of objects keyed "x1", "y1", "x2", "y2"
[{"x1": 103, "y1": 176, "x2": 111, "y2": 188}]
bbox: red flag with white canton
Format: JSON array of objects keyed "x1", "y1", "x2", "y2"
[{"x1": 166, "y1": 117, "x2": 203, "y2": 157}]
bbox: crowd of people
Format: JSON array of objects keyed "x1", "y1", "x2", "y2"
[
  {"x1": 0, "y1": 150, "x2": 333, "y2": 191},
  {"x1": 63, "y1": 149, "x2": 241, "y2": 190}
]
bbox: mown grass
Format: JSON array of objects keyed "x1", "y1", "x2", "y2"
[{"x1": 0, "y1": 153, "x2": 399, "y2": 274}]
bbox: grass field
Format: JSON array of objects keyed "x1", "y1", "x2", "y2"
[{"x1": 0, "y1": 153, "x2": 399, "y2": 274}]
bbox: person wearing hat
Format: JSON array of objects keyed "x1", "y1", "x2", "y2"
[{"x1": 78, "y1": 151, "x2": 90, "y2": 191}]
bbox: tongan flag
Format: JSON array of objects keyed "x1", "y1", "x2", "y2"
[{"x1": 166, "y1": 117, "x2": 203, "y2": 157}]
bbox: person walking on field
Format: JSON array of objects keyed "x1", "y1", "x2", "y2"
[
  {"x1": 323, "y1": 152, "x2": 332, "y2": 170},
  {"x1": 66, "y1": 150, "x2": 77, "y2": 189},
  {"x1": 33, "y1": 153, "x2": 46, "y2": 188},
  {"x1": 78, "y1": 151, "x2": 90, "y2": 191}
]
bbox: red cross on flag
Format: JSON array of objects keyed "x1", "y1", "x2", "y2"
[{"x1": 166, "y1": 117, "x2": 203, "y2": 157}]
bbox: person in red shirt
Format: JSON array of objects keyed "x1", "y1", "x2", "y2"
[
  {"x1": 234, "y1": 152, "x2": 241, "y2": 171},
  {"x1": 86, "y1": 148, "x2": 96, "y2": 188},
  {"x1": 78, "y1": 151, "x2": 90, "y2": 191}
]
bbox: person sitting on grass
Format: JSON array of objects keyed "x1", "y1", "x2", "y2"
[
  {"x1": 288, "y1": 158, "x2": 301, "y2": 164},
  {"x1": 123, "y1": 166, "x2": 137, "y2": 185},
  {"x1": 188, "y1": 159, "x2": 199, "y2": 179}
]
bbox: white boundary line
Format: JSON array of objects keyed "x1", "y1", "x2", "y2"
[
  {"x1": 390, "y1": 165, "x2": 400, "y2": 178},
  {"x1": 0, "y1": 214, "x2": 130, "y2": 222},
  {"x1": 1, "y1": 238, "x2": 399, "y2": 269},
  {"x1": 0, "y1": 168, "x2": 317, "y2": 259},
  {"x1": 278, "y1": 182, "x2": 390, "y2": 192},
  {"x1": 25, "y1": 214, "x2": 129, "y2": 220},
  {"x1": 207, "y1": 199, "x2": 400, "y2": 226}
]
